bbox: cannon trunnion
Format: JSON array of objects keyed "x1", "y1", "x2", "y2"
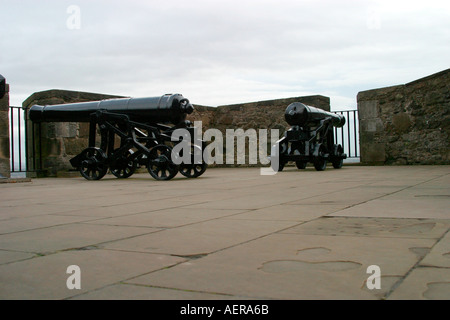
[
  {"x1": 271, "y1": 102, "x2": 347, "y2": 172},
  {"x1": 29, "y1": 94, "x2": 207, "y2": 181}
]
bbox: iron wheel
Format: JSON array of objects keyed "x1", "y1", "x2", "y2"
[
  {"x1": 332, "y1": 144, "x2": 344, "y2": 169},
  {"x1": 313, "y1": 144, "x2": 328, "y2": 171},
  {"x1": 110, "y1": 149, "x2": 137, "y2": 178},
  {"x1": 147, "y1": 145, "x2": 179, "y2": 180},
  {"x1": 79, "y1": 147, "x2": 108, "y2": 180}
]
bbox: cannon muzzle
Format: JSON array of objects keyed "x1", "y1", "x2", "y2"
[
  {"x1": 29, "y1": 93, "x2": 194, "y2": 125},
  {"x1": 284, "y1": 102, "x2": 345, "y2": 127}
]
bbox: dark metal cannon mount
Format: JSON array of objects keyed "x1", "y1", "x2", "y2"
[
  {"x1": 272, "y1": 102, "x2": 347, "y2": 172},
  {"x1": 29, "y1": 94, "x2": 207, "y2": 181}
]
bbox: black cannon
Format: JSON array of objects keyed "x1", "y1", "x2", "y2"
[
  {"x1": 271, "y1": 102, "x2": 347, "y2": 171},
  {"x1": 29, "y1": 94, "x2": 207, "y2": 181}
]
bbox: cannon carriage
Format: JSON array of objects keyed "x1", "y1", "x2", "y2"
[
  {"x1": 271, "y1": 102, "x2": 347, "y2": 172},
  {"x1": 29, "y1": 94, "x2": 207, "y2": 181}
]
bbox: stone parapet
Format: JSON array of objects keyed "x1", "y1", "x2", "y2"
[
  {"x1": 357, "y1": 69, "x2": 450, "y2": 165},
  {"x1": 23, "y1": 90, "x2": 126, "y2": 176},
  {"x1": 23, "y1": 90, "x2": 329, "y2": 176},
  {"x1": 0, "y1": 79, "x2": 10, "y2": 178}
]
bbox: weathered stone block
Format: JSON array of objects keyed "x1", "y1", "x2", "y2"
[
  {"x1": 361, "y1": 143, "x2": 385, "y2": 164},
  {"x1": 392, "y1": 112, "x2": 411, "y2": 134},
  {"x1": 0, "y1": 81, "x2": 10, "y2": 178},
  {"x1": 357, "y1": 100, "x2": 378, "y2": 119},
  {"x1": 78, "y1": 123, "x2": 90, "y2": 138},
  {"x1": 0, "y1": 85, "x2": 9, "y2": 111},
  {"x1": 42, "y1": 138, "x2": 62, "y2": 157},
  {"x1": 63, "y1": 137, "x2": 88, "y2": 156},
  {"x1": 58, "y1": 123, "x2": 78, "y2": 138},
  {"x1": 0, "y1": 112, "x2": 9, "y2": 136},
  {"x1": 360, "y1": 119, "x2": 383, "y2": 133},
  {"x1": 0, "y1": 137, "x2": 10, "y2": 159},
  {"x1": 0, "y1": 158, "x2": 10, "y2": 178}
]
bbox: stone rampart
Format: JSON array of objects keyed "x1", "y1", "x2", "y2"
[
  {"x1": 357, "y1": 69, "x2": 450, "y2": 165},
  {"x1": 23, "y1": 90, "x2": 329, "y2": 175},
  {"x1": 0, "y1": 77, "x2": 10, "y2": 178},
  {"x1": 23, "y1": 90, "x2": 126, "y2": 176}
]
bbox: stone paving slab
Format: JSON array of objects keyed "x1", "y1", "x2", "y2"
[
  {"x1": 50, "y1": 199, "x2": 206, "y2": 218},
  {"x1": 71, "y1": 283, "x2": 253, "y2": 300},
  {"x1": 221, "y1": 204, "x2": 344, "y2": 222},
  {"x1": 387, "y1": 267, "x2": 450, "y2": 300},
  {"x1": 126, "y1": 233, "x2": 436, "y2": 300},
  {"x1": 0, "y1": 166, "x2": 449, "y2": 300},
  {"x1": 0, "y1": 214, "x2": 98, "y2": 234},
  {"x1": 0, "y1": 250, "x2": 35, "y2": 265},
  {"x1": 329, "y1": 198, "x2": 450, "y2": 219},
  {"x1": 281, "y1": 217, "x2": 449, "y2": 239},
  {"x1": 87, "y1": 208, "x2": 249, "y2": 228},
  {"x1": 0, "y1": 223, "x2": 157, "y2": 253},
  {"x1": 103, "y1": 218, "x2": 298, "y2": 256},
  {"x1": 419, "y1": 231, "x2": 450, "y2": 268},
  {"x1": 0, "y1": 249, "x2": 185, "y2": 300}
]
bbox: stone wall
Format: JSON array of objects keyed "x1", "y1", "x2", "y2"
[
  {"x1": 23, "y1": 90, "x2": 126, "y2": 176},
  {"x1": 199, "y1": 95, "x2": 329, "y2": 132},
  {"x1": 23, "y1": 90, "x2": 329, "y2": 176},
  {"x1": 0, "y1": 77, "x2": 10, "y2": 178},
  {"x1": 188, "y1": 95, "x2": 330, "y2": 166},
  {"x1": 357, "y1": 68, "x2": 450, "y2": 165}
]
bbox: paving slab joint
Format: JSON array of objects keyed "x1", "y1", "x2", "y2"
[{"x1": 172, "y1": 253, "x2": 209, "y2": 260}]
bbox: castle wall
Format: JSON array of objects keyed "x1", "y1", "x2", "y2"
[
  {"x1": 0, "y1": 79, "x2": 10, "y2": 178},
  {"x1": 357, "y1": 68, "x2": 450, "y2": 165},
  {"x1": 22, "y1": 90, "x2": 126, "y2": 176},
  {"x1": 23, "y1": 90, "x2": 329, "y2": 176}
]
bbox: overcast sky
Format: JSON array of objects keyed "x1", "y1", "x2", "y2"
[{"x1": 1, "y1": 0, "x2": 449, "y2": 110}]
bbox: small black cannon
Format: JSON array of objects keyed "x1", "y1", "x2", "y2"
[
  {"x1": 29, "y1": 94, "x2": 207, "y2": 180},
  {"x1": 271, "y1": 102, "x2": 347, "y2": 171}
]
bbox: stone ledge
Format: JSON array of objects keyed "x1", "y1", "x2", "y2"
[{"x1": 0, "y1": 177, "x2": 32, "y2": 183}]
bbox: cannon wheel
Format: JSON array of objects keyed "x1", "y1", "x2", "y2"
[
  {"x1": 110, "y1": 149, "x2": 137, "y2": 178},
  {"x1": 272, "y1": 154, "x2": 286, "y2": 172},
  {"x1": 332, "y1": 144, "x2": 344, "y2": 169},
  {"x1": 147, "y1": 144, "x2": 179, "y2": 181},
  {"x1": 271, "y1": 139, "x2": 288, "y2": 172},
  {"x1": 79, "y1": 147, "x2": 108, "y2": 180},
  {"x1": 180, "y1": 163, "x2": 208, "y2": 178},
  {"x1": 178, "y1": 145, "x2": 208, "y2": 178},
  {"x1": 295, "y1": 161, "x2": 307, "y2": 169},
  {"x1": 313, "y1": 144, "x2": 328, "y2": 171}
]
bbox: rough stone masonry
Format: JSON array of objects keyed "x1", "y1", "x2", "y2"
[
  {"x1": 0, "y1": 75, "x2": 10, "y2": 178},
  {"x1": 357, "y1": 68, "x2": 450, "y2": 165}
]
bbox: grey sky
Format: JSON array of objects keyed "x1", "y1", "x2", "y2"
[{"x1": 1, "y1": 0, "x2": 449, "y2": 110}]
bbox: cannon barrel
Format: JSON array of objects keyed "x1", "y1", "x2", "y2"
[
  {"x1": 29, "y1": 93, "x2": 194, "y2": 125},
  {"x1": 284, "y1": 102, "x2": 345, "y2": 127}
]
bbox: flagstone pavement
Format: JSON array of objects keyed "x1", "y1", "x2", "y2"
[{"x1": 0, "y1": 165, "x2": 449, "y2": 300}]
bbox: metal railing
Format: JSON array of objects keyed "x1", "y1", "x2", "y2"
[
  {"x1": 332, "y1": 109, "x2": 359, "y2": 159},
  {"x1": 8, "y1": 106, "x2": 360, "y2": 175},
  {"x1": 9, "y1": 106, "x2": 27, "y2": 174}
]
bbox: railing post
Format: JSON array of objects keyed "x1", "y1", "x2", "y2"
[
  {"x1": 332, "y1": 109, "x2": 359, "y2": 160},
  {"x1": 8, "y1": 106, "x2": 28, "y2": 175},
  {"x1": 10, "y1": 107, "x2": 14, "y2": 172}
]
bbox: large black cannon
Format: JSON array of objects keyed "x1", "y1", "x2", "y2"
[
  {"x1": 271, "y1": 102, "x2": 347, "y2": 171},
  {"x1": 29, "y1": 94, "x2": 207, "y2": 181}
]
